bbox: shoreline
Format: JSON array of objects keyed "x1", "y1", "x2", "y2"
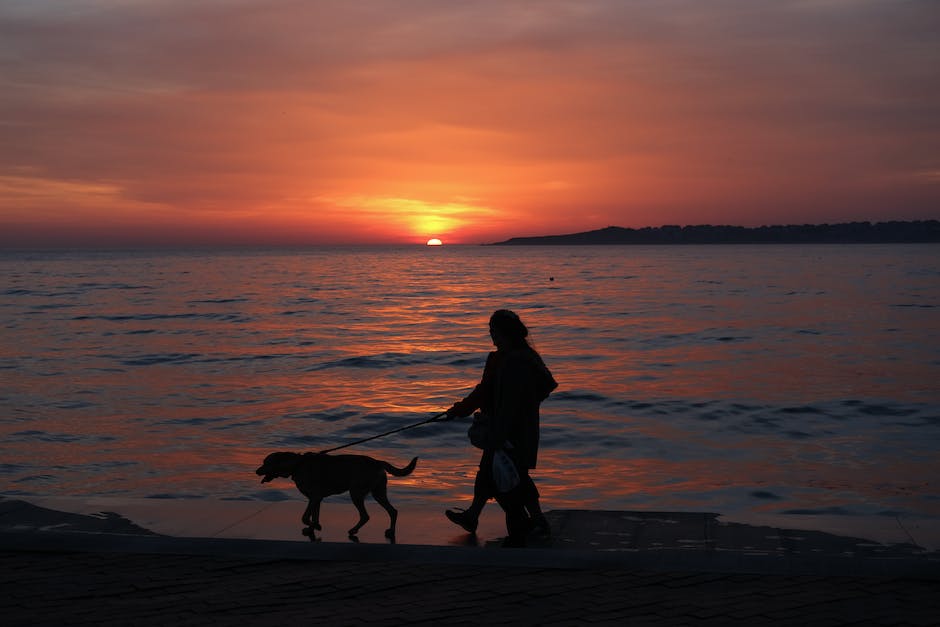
[
  {"x1": 3, "y1": 495, "x2": 937, "y2": 579},
  {"x1": 8, "y1": 494, "x2": 938, "y2": 549}
]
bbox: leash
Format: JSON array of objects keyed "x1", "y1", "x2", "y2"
[
  {"x1": 211, "y1": 500, "x2": 279, "y2": 537},
  {"x1": 318, "y1": 411, "x2": 447, "y2": 454}
]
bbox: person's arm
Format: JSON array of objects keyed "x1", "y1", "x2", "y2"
[{"x1": 446, "y1": 352, "x2": 497, "y2": 418}]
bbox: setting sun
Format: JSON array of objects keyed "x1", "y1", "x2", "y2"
[{"x1": 426, "y1": 238, "x2": 443, "y2": 246}]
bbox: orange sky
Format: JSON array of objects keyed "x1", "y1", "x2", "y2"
[{"x1": 1, "y1": 1, "x2": 938, "y2": 246}]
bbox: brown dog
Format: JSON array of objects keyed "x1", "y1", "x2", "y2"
[{"x1": 256, "y1": 452, "x2": 418, "y2": 538}]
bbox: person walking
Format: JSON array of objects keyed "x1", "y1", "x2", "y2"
[{"x1": 441, "y1": 309, "x2": 557, "y2": 546}]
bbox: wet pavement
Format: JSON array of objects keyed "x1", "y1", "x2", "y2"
[{"x1": 1, "y1": 497, "x2": 938, "y2": 625}]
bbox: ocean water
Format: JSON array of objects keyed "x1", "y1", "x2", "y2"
[{"x1": 1, "y1": 244, "x2": 938, "y2": 527}]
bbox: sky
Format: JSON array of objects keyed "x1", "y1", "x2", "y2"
[{"x1": 1, "y1": 0, "x2": 938, "y2": 246}]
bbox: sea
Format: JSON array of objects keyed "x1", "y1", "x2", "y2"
[{"x1": 1, "y1": 244, "x2": 938, "y2": 538}]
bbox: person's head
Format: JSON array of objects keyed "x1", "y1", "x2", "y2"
[{"x1": 489, "y1": 309, "x2": 528, "y2": 349}]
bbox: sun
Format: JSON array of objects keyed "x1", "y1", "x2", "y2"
[{"x1": 426, "y1": 238, "x2": 443, "y2": 246}]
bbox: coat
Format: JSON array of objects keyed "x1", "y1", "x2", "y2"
[{"x1": 451, "y1": 346, "x2": 557, "y2": 469}]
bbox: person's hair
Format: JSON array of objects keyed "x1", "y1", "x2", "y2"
[{"x1": 489, "y1": 309, "x2": 529, "y2": 348}]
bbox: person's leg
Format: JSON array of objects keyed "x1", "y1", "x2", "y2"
[
  {"x1": 492, "y1": 453, "x2": 531, "y2": 546},
  {"x1": 445, "y1": 453, "x2": 493, "y2": 534},
  {"x1": 494, "y1": 486, "x2": 528, "y2": 547},
  {"x1": 520, "y1": 474, "x2": 549, "y2": 534},
  {"x1": 520, "y1": 473, "x2": 540, "y2": 513},
  {"x1": 466, "y1": 465, "x2": 490, "y2": 518}
]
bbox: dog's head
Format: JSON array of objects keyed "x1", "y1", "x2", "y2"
[{"x1": 256, "y1": 452, "x2": 304, "y2": 483}]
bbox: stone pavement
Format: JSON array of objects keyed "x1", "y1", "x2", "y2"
[{"x1": 1, "y1": 498, "x2": 938, "y2": 626}]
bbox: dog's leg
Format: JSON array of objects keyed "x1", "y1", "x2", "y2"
[
  {"x1": 371, "y1": 481, "x2": 398, "y2": 540},
  {"x1": 347, "y1": 490, "x2": 370, "y2": 536},
  {"x1": 302, "y1": 498, "x2": 323, "y2": 530},
  {"x1": 310, "y1": 498, "x2": 323, "y2": 530}
]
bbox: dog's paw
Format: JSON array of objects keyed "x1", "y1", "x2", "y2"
[{"x1": 302, "y1": 527, "x2": 322, "y2": 542}]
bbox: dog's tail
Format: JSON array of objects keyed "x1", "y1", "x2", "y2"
[{"x1": 383, "y1": 456, "x2": 418, "y2": 477}]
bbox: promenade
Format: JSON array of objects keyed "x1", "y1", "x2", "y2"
[{"x1": 2, "y1": 497, "x2": 938, "y2": 625}]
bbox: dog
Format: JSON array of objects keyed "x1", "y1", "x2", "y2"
[{"x1": 256, "y1": 451, "x2": 418, "y2": 539}]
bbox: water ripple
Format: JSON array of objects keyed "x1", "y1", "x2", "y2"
[
  {"x1": 73, "y1": 313, "x2": 251, "y2": 322},
  {"x1": 116, "y1": 353, "x2": 202, "y2": 366},
  {"x1": 10, "y1": 430, "x2": 115, "y2": 443}
]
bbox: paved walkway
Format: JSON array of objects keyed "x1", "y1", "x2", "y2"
[{"x1": 1, "y1": 498, "x2": 938, "y2": 625}]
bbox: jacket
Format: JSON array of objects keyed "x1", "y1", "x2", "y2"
[{"x1": 451, "y1": 347, "x2": 557, "y2": 468}]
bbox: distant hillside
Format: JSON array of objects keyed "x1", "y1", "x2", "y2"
[{"x1": 491, "y1": 220, "x2": 940, "y2": 245}]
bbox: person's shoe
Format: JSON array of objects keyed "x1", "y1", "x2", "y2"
[
  {"x1": 445, "y1": 509, "x2": 478, "y2": 534},
  {"x1": 528, "y1": 514, "x2": 551, "y2": 537},
  {"x1": 502, "y1": 535, "x2": 526, "y2": 548}
]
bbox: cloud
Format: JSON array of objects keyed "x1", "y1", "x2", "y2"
[{"x1": 1, "y1": 0, "x2": 937, "y2": 245}]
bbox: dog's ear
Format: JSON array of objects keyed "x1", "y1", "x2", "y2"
[{"x1": 257, "y1": 452, "x2": 302, "y2": 483}]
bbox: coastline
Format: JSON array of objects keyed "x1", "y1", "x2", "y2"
[
  {"x1": 3, "y1": 495, "x2": 937, "y2": 577},
  {"x1": 490, "y1": 221, "x2": 940, "y2": 245}
]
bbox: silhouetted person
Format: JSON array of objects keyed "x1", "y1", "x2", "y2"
[{"x1": 442, "y1": 309, "x2": 557, "y2": 546}]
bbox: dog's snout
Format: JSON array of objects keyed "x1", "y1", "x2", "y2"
[{"x1": 256, "y1": 463, "x2": 276, "y2": 483}]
